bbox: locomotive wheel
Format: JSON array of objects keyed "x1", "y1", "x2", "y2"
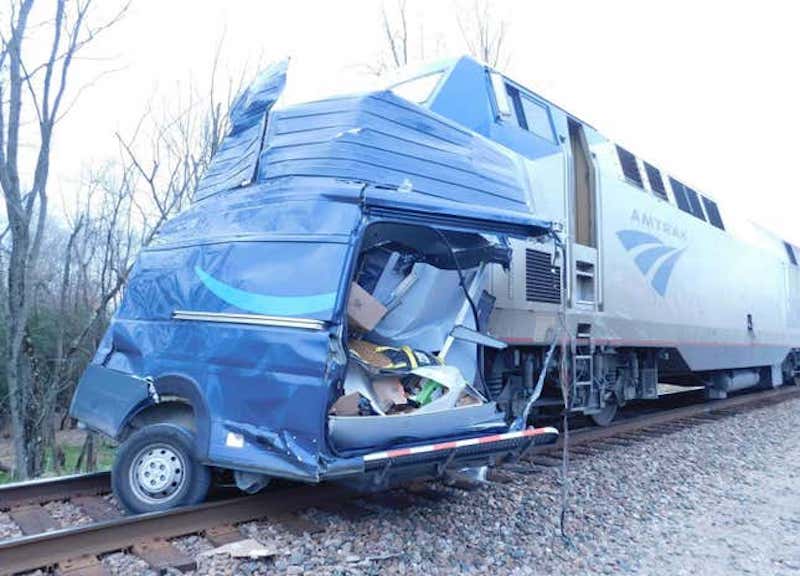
[
  {"x1": 112, "y1": 423, "x2": 211, "y2": 514},
  {"x1": 590, "y1": 403, "x2": 618, "y2": 427}
]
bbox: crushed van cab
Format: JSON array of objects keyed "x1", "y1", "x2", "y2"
[{"x1": 70, "y1": 59, "x2": 559, "y2": 513}]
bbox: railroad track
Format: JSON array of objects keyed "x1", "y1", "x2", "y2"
[{"x1": 1, "y1": 384, "x2": 798, "y2": 575}]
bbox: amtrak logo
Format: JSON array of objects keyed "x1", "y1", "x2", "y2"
[{"x1": 617, "y1": 230, "x2": 685, "y2": 297}]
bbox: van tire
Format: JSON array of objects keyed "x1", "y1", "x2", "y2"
[{"x1": 112, "y1": 423, "x2": 211, "y2": 514}]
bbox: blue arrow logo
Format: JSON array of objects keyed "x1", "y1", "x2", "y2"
[{"x1": 617, "y1": 230, "x2": 685, "y2": 296}]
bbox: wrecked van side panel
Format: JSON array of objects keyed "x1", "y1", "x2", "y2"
[{"x1": 70, "y1": 188, "x2": 365, "y2": 482}]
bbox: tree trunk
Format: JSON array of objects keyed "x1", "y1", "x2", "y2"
[{"x1": 5, "y1": 222, "x2": 33, "y2": 479}]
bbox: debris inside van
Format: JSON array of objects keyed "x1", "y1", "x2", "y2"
[
  {"x1": 338, "y1": 339, "x2": 479, "y2": 417},
  {"x1": 329, "y1": 223, "x2": 515, "y2": 451},
  {"x1": 346, "y1": 282, "x2": 387, "y2": 332}
]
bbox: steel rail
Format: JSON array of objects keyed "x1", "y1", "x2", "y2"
[
  {"x1": 0, "y1": 471, "x2": 110, "y2": 510},
  {"x1": 0, "y1": 385, "x2": 797, "y2": 574},
  {"x1": 555, "y1": 385, "x2": 800, "y2": 450},
  {"x1": 0, "y1": 483, "x2": 351, "y2": 575}
]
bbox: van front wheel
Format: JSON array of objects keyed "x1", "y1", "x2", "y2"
[{"x1": 112, "y1": 423, "x2": 211, "y2": 514}]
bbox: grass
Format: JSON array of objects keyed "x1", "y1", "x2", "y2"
[
  {"x1": 60, "y1": 441, "x2": 116, "y2": 473},
  {"x1": 0, "y1": 439, "x2": 116, "y2": 485}
]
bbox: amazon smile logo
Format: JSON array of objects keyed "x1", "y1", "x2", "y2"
[
  {"x1": 194, "y1": 266, "x2": 336, "y2": 317},
  {"x1": 617, "y1": 230, "x2": 685, "y2": 297}
]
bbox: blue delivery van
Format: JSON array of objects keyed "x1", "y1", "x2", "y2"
[{"x1": 70, "y1": 59, "x2": 560, "y2": 513}]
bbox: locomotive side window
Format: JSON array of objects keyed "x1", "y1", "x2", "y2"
[
  {"x1": 519, "y1": 94, "x2": 555, "y2": 142},
  {"x1": 504, "y1": 85, "x2": 526, "y2": 129},
  {"x1": 489, "y1": 72, "x2": 512, "y2": 118},
  {"x1": 669, "y1": 178, "x2": 692, "y2": 214},
  {"x1": 785, "y1": 242, "x2": 798, "y2": 266},
  {"x1": 702, "y1": 196, "x2": 725, "y2": 230},
  {"x1": 389, "y1": 72, "x2": 444, "y2": 104},
  {"x1": 616, "y1": 146, "x2": 643, "y2": 188},
  {"x1": 643, "y1": 161, "x2": 668, "y2": 201},
  {"x1": 505, "y1": 84, "x2": 555, "y2": 142},
  {"x1": 684, "y1": 187, "x2": 707, "y2": 221}
]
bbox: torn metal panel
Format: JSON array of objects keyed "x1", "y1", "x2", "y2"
[
  {"x1": 329, "y1": 402, "x2": 506, "y2": 452},
  {"x1": 259, "y1": 90, "x2": 543, "y2": 224},
  {"x1": 69, "y1": 365, "x2": 154, "y2": 438},
  {"x1": 194, "y1": 60, "x2": 287, "y2": 201}
]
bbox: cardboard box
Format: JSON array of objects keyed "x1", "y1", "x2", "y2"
[
  {"x1": 347, "y1": 282, "x2": 387, "y2": 332},
  {"x1": 330, "y1": 392, "x2": 361, "y2": 416},
  {"x1": 373, "y1": 377, "x2": 407, "y2": 411}
]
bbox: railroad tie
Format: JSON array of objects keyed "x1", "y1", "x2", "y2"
[
  {"x1": 71, "y1": 496, "x2": 122, "y2": 523},
  {"x1": 58, "y1": 554, "x2": 110, "y2": 576},
  {"x1": 274, "y1": 512, "x2": 326, "y2": 536},
  {"x1": 132, "y1": 538, "x2": 196, "y2": 573},
  {"x1": 323, "y1": 501, "x2": 377, "y2": 521},
  {"x1": 204, "y1": 524, "x2": 244, "y2": 547},
  {"x1": 486, "y1": 469, "x2": 516, "y2": 484},
  {"x1": 9, "y1": 504, "x2": 59, "y2": 535},
  {"x1": 530, "y1": 455, "x2": 563, "y2": 467},
  {"x1": 599, "y1": 438, "x2": 638, "y2": 447}
]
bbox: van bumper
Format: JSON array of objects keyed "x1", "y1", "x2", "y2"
[{"x1": 355, "y1": 426, "x2": 559, "y2": 487}]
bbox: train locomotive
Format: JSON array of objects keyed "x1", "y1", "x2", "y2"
[{"x1": 70, "y1": 56, "x2": 800, "y2": 513}]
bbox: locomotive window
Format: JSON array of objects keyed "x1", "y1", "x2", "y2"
[
  {"x1": 505, "y1": 85, "x2": 555, "y2": 142},
  {"x1": 389, "y1": 71, "x2": 444, "y2": 104},
  {"x1": 669, "y1": 178, "x2": 692, "y2": 214},
  {"x1": 490, "y1": 72, "x2": 512, "y2": 118},
  {"x1": 643, "y1": 162, "x2": 668, "y2": 201},
  {"x1": 505, "y1": 85, "x2": 527, "y2": 128},
  {"x1": 616, "y1": 146, "x2": 643, "y2": 188},
  {"x1": 702, "y1": 196, "x2": 725, "y2": 230},
  {"x1": 785, "y1": 242, "x2": 798, "y2": 266},
  {"x1": 684, "y1": 187, "x2": 707, "y2": 221},
  {"x1": 519, "y1": 94, "x2": 555, "y2": 142}
]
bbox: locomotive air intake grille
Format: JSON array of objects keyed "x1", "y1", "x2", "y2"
[{"x1": 525, "y1": 249, "x2": 561, "y2": 304}]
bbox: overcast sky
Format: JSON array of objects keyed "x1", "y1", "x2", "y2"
[{"x1": 50, "y1": 0, "x2": 800, "y2": 242}]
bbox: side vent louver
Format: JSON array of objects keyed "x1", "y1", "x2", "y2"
[
  {"x1": 616, "y1": 145, "x2": 643, "y2": 188},
  {"x1": 785, "y1": 242, "x2": 798, "y2": 266},
  {"x1": 702, "y1": 196, "x2": 725, "y2": 230},
  {"x1": 643, "y1": 162, "x2": 668, "y2": 201},
  {"x1": 684, "y1": 187, "x2": 707, "y2": 221},
  {"x1": 525, "y1": 249, "x2": 561, "y2": 304},
  {"x1": 669, "y1": 177, "x2": 692, "y2": 214}
]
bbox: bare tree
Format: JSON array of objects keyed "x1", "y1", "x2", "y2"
[
  {"x1": 372, "y1": 0, "x2": 508, "y2": 77},
  {"x1": 456, "y1": 0, "x2": 510, "y2": 68},
  {"x1": 0, "y1": 0, "x2": 129, "y2": 479},
  {"x1": 0, "y1": 17, "x2": 249, "y2": 477},
  {"x1": 382, "y1": 0, "x2": 409, "y2": 69},
  {"x1": 370, "y1": 0, "x2": 436, "y2": 76}
]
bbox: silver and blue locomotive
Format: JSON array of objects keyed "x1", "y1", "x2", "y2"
[{"x1": 70, "y1": 56, "x2": 799, "y2": 512}]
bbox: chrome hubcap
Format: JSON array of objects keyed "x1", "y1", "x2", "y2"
[{"x1": 130, "y1": 443, "x2": 186, "y2": 504}]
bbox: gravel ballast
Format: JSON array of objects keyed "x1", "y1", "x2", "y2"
[
  {"x1": 186, "y1": 397, "x2": 800, "y2": 575},
  {"x1": 7, "y1": 396, "x2": 800, "y2": 575}
]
